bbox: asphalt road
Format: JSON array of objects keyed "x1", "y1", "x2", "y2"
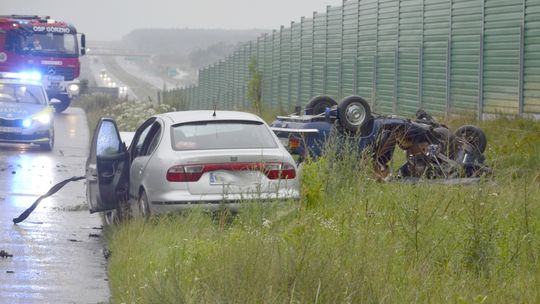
[
  {"x1": 101, "y1": 56, "x2": 158, "y2": 102},
  {"x1": 0, "y1": 108, "x2": 110, "y2": 303}
]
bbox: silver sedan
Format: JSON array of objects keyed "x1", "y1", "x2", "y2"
[{"x1": 86, "y1": 110, "x2": 300, "y2": 220}]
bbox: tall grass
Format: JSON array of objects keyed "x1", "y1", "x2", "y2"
[{"x1": 106, "y1": 117, "x2": 540, "y2": 303}]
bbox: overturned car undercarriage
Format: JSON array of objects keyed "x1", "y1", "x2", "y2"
[{"x1": 271, "y1": 95, "x2": 491, "y2": 180}]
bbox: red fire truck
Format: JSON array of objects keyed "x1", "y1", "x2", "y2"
[{"x1": 0, "y1": 15, "x2": 86, "y2": 112}]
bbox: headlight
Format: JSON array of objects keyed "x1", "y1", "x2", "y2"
[
  {"x1": 22, "y1": 118, "x2": 32, "y2": 128},
  {"x1": 34, "y1": 113, "x2": 52, "y2": 124},
  {"x1": 68, "y1": 84, "x2": 79, "y2": 92}
]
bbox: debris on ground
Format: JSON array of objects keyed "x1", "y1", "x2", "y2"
[
  {"x1": 89, "y1": 233, "x2": 101, "y2": 238},
  {"x1": 68, "y1": 239, "x2": 82, "y2": 242},
  {"x1": 103, "y1": 248, "x2": 112, "y2": 260},
  {"x1": 52, "y1": 203, "x2": 89, "y2": 212},
  {"x1": 6, "y1": 271, "x2": 14, "y2": 274},
  {"x1": 0, "y1": 250, "x2": 13, "y2": 258}
]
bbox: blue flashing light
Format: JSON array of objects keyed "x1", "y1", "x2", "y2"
[
  {"x1": 19, "y1": 72, "x2": 42, "y2": 81},
  {"x1": 22, "y1": 118, "x2": 32, "y2": 128},
  {"x1": 0, "y1": 71, "x2": 42, "y2": 81}
]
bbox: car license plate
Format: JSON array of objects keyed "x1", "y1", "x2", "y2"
[
  {"x1": 48, "y1": 82, "x2": 61, "y2": 89},
  {"x1": 0, "y1": 126, "x2": 22, "y2": 133},
  {"x1": 47, "y1": 75, "x2": 64, "y2": 81}
]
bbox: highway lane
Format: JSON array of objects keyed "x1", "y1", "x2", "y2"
[
  {"x1": 101, "y1": 56, "x2": 158, "y2": 102},
  {"x1": 0, "y1": 108, "x2": 110, "y2": 303}
]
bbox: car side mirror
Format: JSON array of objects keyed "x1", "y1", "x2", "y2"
[{"x1": 80, "y1": 33, "x2": 86, "y2": 56}]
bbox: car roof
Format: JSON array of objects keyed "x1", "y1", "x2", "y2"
[
  {"x1": 0, "y1": 78, "x2": 43, "y2": 86},
  {"x1": 158, "y1": 110, "x2": 266, "y2": 125}
]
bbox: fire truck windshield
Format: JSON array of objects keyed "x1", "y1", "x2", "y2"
[{"x1": 6, "y1": 30, "x2": 78, "y2": 58}]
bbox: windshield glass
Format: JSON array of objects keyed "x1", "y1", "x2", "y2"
[
  {"x1": 0, "y1": 83, "x2": 47, "y2": 105},
  {"x1": 172, "y1": 120, "x2": 277, "y2": 150},
  {"x1": 7, "y1": 30, "x2": 78, "y2": 57}
]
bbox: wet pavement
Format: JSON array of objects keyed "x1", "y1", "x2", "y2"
[{"x1": 0, "y1": 108, "x2": 110, "y2": 303}]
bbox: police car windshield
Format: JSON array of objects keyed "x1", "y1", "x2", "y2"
[{"x1": 0, "y1": 83, "x2": 47, "y2": 105}]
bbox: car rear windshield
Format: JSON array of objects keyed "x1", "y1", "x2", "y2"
[{"x1": 172, "y1": 120, "x2": 277, "y2": 150}]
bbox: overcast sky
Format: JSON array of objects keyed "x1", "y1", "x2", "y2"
[{"x1": 1, "y1": 0, "x2": 343, "y2": 40}]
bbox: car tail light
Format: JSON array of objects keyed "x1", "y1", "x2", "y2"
[
  {"x1": 264, "y1": 162, "x2": 296, "y2": 180},
  {"x1": 289, "y1": 136, "x2": 301, "y2": 150},
  {"x1": 166, "y1": 165, "x2": 204, "y2": 182},
  {"x1": 166, "y1": 162, "x2": 296, "y2": 182}
]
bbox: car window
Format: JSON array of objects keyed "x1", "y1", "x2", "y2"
[
  {"x1": 0, "y1": 83, "x2": 47, "y2": 104},
  {"x1": 131, "y1": 121, "x2": 154, "y2": 159},
  {"x1": 172, "y1": 120, "x2": 277, "y2": 150},
  {"x1": 96, "y1": 120, "x2": 121, "y2": 156},
  {"x1": 141, "y1": 123, "x2": 162, "y2": 156}
]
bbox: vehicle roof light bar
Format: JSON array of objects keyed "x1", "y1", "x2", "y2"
[{"x1": 0, "y1": 71, "x2": 42, "y2": 81}]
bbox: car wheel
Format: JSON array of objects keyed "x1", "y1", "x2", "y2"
[
  {"x1": 454, "y1": 125, "x2": 487, "y2": 154},
  {"x1": 138, "y1": 190, "x2": 151, "y2": 219},
  {"x1": 51, "y1": 94, "x2": 71, "y2": 113},
  {"x1": 304, "y1": 95, "x2": 337, "y2": 115},
  {"x1": 102, "y1": 196, "x2": 131, "y2": 225},
  {"x1": 337, "y1": 96, "x2": 371, "y2": 134},
  {"x1": 102, "y1": 210, "x2": 119, "y2": 226},
  {"x1": 39, "y1": 128, "x2": 54, "y2": 151}
]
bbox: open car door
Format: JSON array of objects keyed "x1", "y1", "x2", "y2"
[{"x1": 86, "y1": 118, "x2": 130, "y2": 213}]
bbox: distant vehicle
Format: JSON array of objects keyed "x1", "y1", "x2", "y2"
[
  {"x1": 271, "y1": 95, "x2": 489, "y2": 179},
  {"x1": 0, "y1": 15, "x2": 86, "y2": 113},
  {"x1": 0, "y1": 72, "x2": 55, "y2": 151},
  {"x1": 86, "y1": 110, "x2": 300, "y2": 222}
]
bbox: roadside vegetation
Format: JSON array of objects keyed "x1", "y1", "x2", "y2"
[
  {"x1": 99, "y1": 109, "x2": 540, "y2": 303},
  {"x1": 73, "y1": 94, "x2": 175, "y2": 132}
]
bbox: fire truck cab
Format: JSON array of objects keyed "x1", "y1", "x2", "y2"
[{"x1": 0, "y1": 15, "x2": 86, "y2": 113}]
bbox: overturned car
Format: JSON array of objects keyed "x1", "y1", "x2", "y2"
[{"x1": 271, "y1": 95, "x2": 490, "y2": 179}]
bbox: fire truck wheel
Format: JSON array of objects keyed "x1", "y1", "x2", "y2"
[
  {"x1": 305, "y1": 95, "x2": 338, "y2": 115},
  {"x1": 51, "y1": 95, "x2": 71, "y2": 113}
]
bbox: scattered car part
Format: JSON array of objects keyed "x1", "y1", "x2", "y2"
[{"x1": 13, "y1": 176, "x2": 85, "y2": 224}]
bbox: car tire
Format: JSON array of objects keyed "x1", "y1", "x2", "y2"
[
  {"x1": 102, "y1": 196, "x2": 131, "y2": 225},
  {"x1": 51, "y1": 94, "x2": 71, "y2": 113},
  {"x1": 39, "y1": 128, "x2": 54, "y2": 151},
  {"x1": 138, "y1": 190, "x2": 151, "y2": 219},
  {"x1": 304, "y1": 95, "x2": 338, "y2": 115},
  {"x1": 102, "y1": 210, "x2": 118, "y2": 226},
  {"x1": 454, "y1": 125, "x2": 487, "y2": 154},
  {"x1": 337, "y1": 96, "x2": 371, "y2": 134}
]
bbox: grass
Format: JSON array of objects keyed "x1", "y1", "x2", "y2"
[{"x1": 102, "y1": 116, "x2": 540, "y2": 303}]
